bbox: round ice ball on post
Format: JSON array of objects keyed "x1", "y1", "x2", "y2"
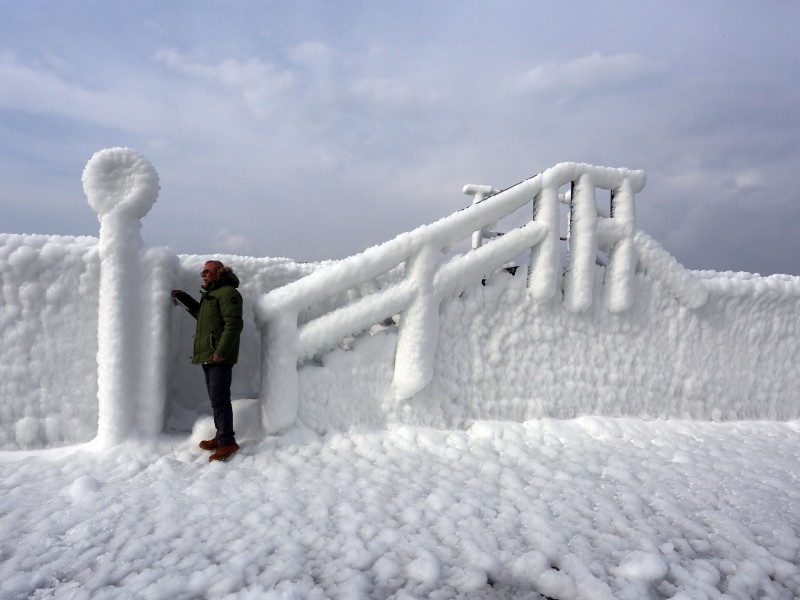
[{"x1": 83, "y1": 147, "x2": 160, "y2": 220}]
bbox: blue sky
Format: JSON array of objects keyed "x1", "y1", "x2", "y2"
[{"x1": 1, "y1": 1, "x2": 799, "y2": 274}]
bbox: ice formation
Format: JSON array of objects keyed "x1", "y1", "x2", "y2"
[
  {"x1": 3, "y1": 157, "x2": 800, "y2": 448},
  {"x1": 1, "y1": 152, "x2": 800, "y2": 599},
  {"x1": 83, "y1": 148, "x2": 163, "y2": 446}
]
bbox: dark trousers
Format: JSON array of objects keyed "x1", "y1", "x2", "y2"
[{"x1": 202, "y1": 363, "x2": 236, "y2": 446}]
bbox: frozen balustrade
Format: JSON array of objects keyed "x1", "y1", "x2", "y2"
[
  {"x1": 2, "y1": 150, "x2": 729, "y2": 449},
  {"x1": 255, "y1": 162, "x2": 710, "y2": 433}
]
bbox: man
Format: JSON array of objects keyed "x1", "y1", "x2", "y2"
[{"x1": 172, "y1": 260, "x2": 243, "y2": 462}]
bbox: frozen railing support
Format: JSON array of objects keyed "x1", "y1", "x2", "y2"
[
  {"x1": 259, "y1": 309, "x2": 301, "y2": 432},
  {"x1": 563, "y1": 172, "x2": 641, "y2": 313},
  {"x1": 83, "y1": 147, "x2": 162, "y2": 446},
  {"x1": 392, "y1": 245, "x2": 440, "y2": 399},
  {"x1": 255, "y1": 162, "x2": 708, "y2": 433},
  {"x1": 527, "y1": 164, "x2": 648, "y2": 311},
  {"x1": 526, "y1": 183, "x2": 561, "y2": 303},
  {"x1": 603, "y1": 178, "x2": 638, "y2": 312},
  {"x1": 564, "y1": 175, "x2": 598, "y2": 312},
  {"x1": 255, "y1": 174, "x2": 548, "y2": 432},
  {"x1": 463, "y1": 184, "x2": 500, "y2": 249}
]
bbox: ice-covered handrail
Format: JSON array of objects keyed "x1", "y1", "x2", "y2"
[
  {"x1": 633, "y1": 231, "x2": 709, "y2": 308},
  {"x1": 255, "y1": 162, "x2": 710, "y2": 433}
]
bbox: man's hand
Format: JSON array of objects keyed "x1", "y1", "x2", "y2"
[
  {"x1": 212, "y1": 354, "x2": 225, "y2": 363},
  {"x1": 172, "y1": 290, "x2": 191, "y2": 306}
]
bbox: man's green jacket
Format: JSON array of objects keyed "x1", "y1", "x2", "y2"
[{"x1": 178, "y1": 272, "x2": 244, "y2": 365}]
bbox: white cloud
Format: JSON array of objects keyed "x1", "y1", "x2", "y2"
[
  {"x1": 213, "y1": 229, "x2": 253, "y2": 255},
  {"x1": 154, "y1": 49, "x2": 295, "y2": 119},
  {"x1": 350, "y1": 76, "x2": 438, "y2": 116},
  {"x1": 516, "y1": 52, "x2": 664, "y2": 97},
  {"x1": 0, "y1": 54, "x2": 172, "y2": 135},
  {"x1": 0, "y1": 54, "x2": 106, "y2": 120},
  {"x1": 734, "y1": 168, "x2": 764, "y2": 189},
  {"x1": 289, "y1": 41, "x2": 335, "y2": 71}
]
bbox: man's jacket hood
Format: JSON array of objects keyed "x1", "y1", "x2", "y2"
[{"x1": 205, "y1": 271, "x2": 240, "y2": 292}]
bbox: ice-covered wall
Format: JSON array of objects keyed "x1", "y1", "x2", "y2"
[
  {"x1": 2, "y1": 231, "x2": 799, "y2": 449},
  {"x1": 0, "y1": 234, "x2": 100, "y2": 449},
  {"x1": 297, "y1": 268, "x2": 800, "y2": 432},
  {"x1": 0, "y1": 232, "x2": 324, "y2": 450}
]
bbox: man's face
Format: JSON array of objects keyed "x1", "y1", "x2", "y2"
[{"x1": 201, "y1": 263, "x2": 221, "y2": 288}]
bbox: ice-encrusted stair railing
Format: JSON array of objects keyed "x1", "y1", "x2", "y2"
[{"x1": 254, "y1": 162, "x2": 709, "y2": 433}]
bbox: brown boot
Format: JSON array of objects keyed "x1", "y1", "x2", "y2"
[
  {"x1": 209, "y1": 443, "x2": 240, "y2": 462},
  {"x1": 199, "y1": 438, "x2": 219, "y2": 451}
]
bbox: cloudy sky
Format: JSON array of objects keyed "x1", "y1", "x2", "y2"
[{"x1": 1, "y1": 1, "x2": 799, "y2": 275}]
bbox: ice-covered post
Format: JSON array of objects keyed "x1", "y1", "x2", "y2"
[
  {"x1": 564, "y1": 175, "x2": 597, "y2": 312},
  {"x1": 257, "y1": 308, "x2": 300, "y2": 434},
  {"x1": 83, "y1": 148, "x2": 160, "y2": 446},
  {"x1": 463, "y1": 185, "x2": 499, "y2": 249},
  {"x1": 526, "y1": 182, "x2": 561, "y2": 302},
  {"x1": 392, "y1": 244, "x2": 440, "y2": 399},
  {"x1": 601, "y1": 179, "x2": 638, "y2": 312}
]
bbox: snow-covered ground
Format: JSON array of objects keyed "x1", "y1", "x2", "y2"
[{"x1": 2, "y1": 416, "x2": 799, "y2": 599}]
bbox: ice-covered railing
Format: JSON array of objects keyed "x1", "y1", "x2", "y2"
[{"x1": 255, "y1": 162, "x2": 709, "y2": 433}]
